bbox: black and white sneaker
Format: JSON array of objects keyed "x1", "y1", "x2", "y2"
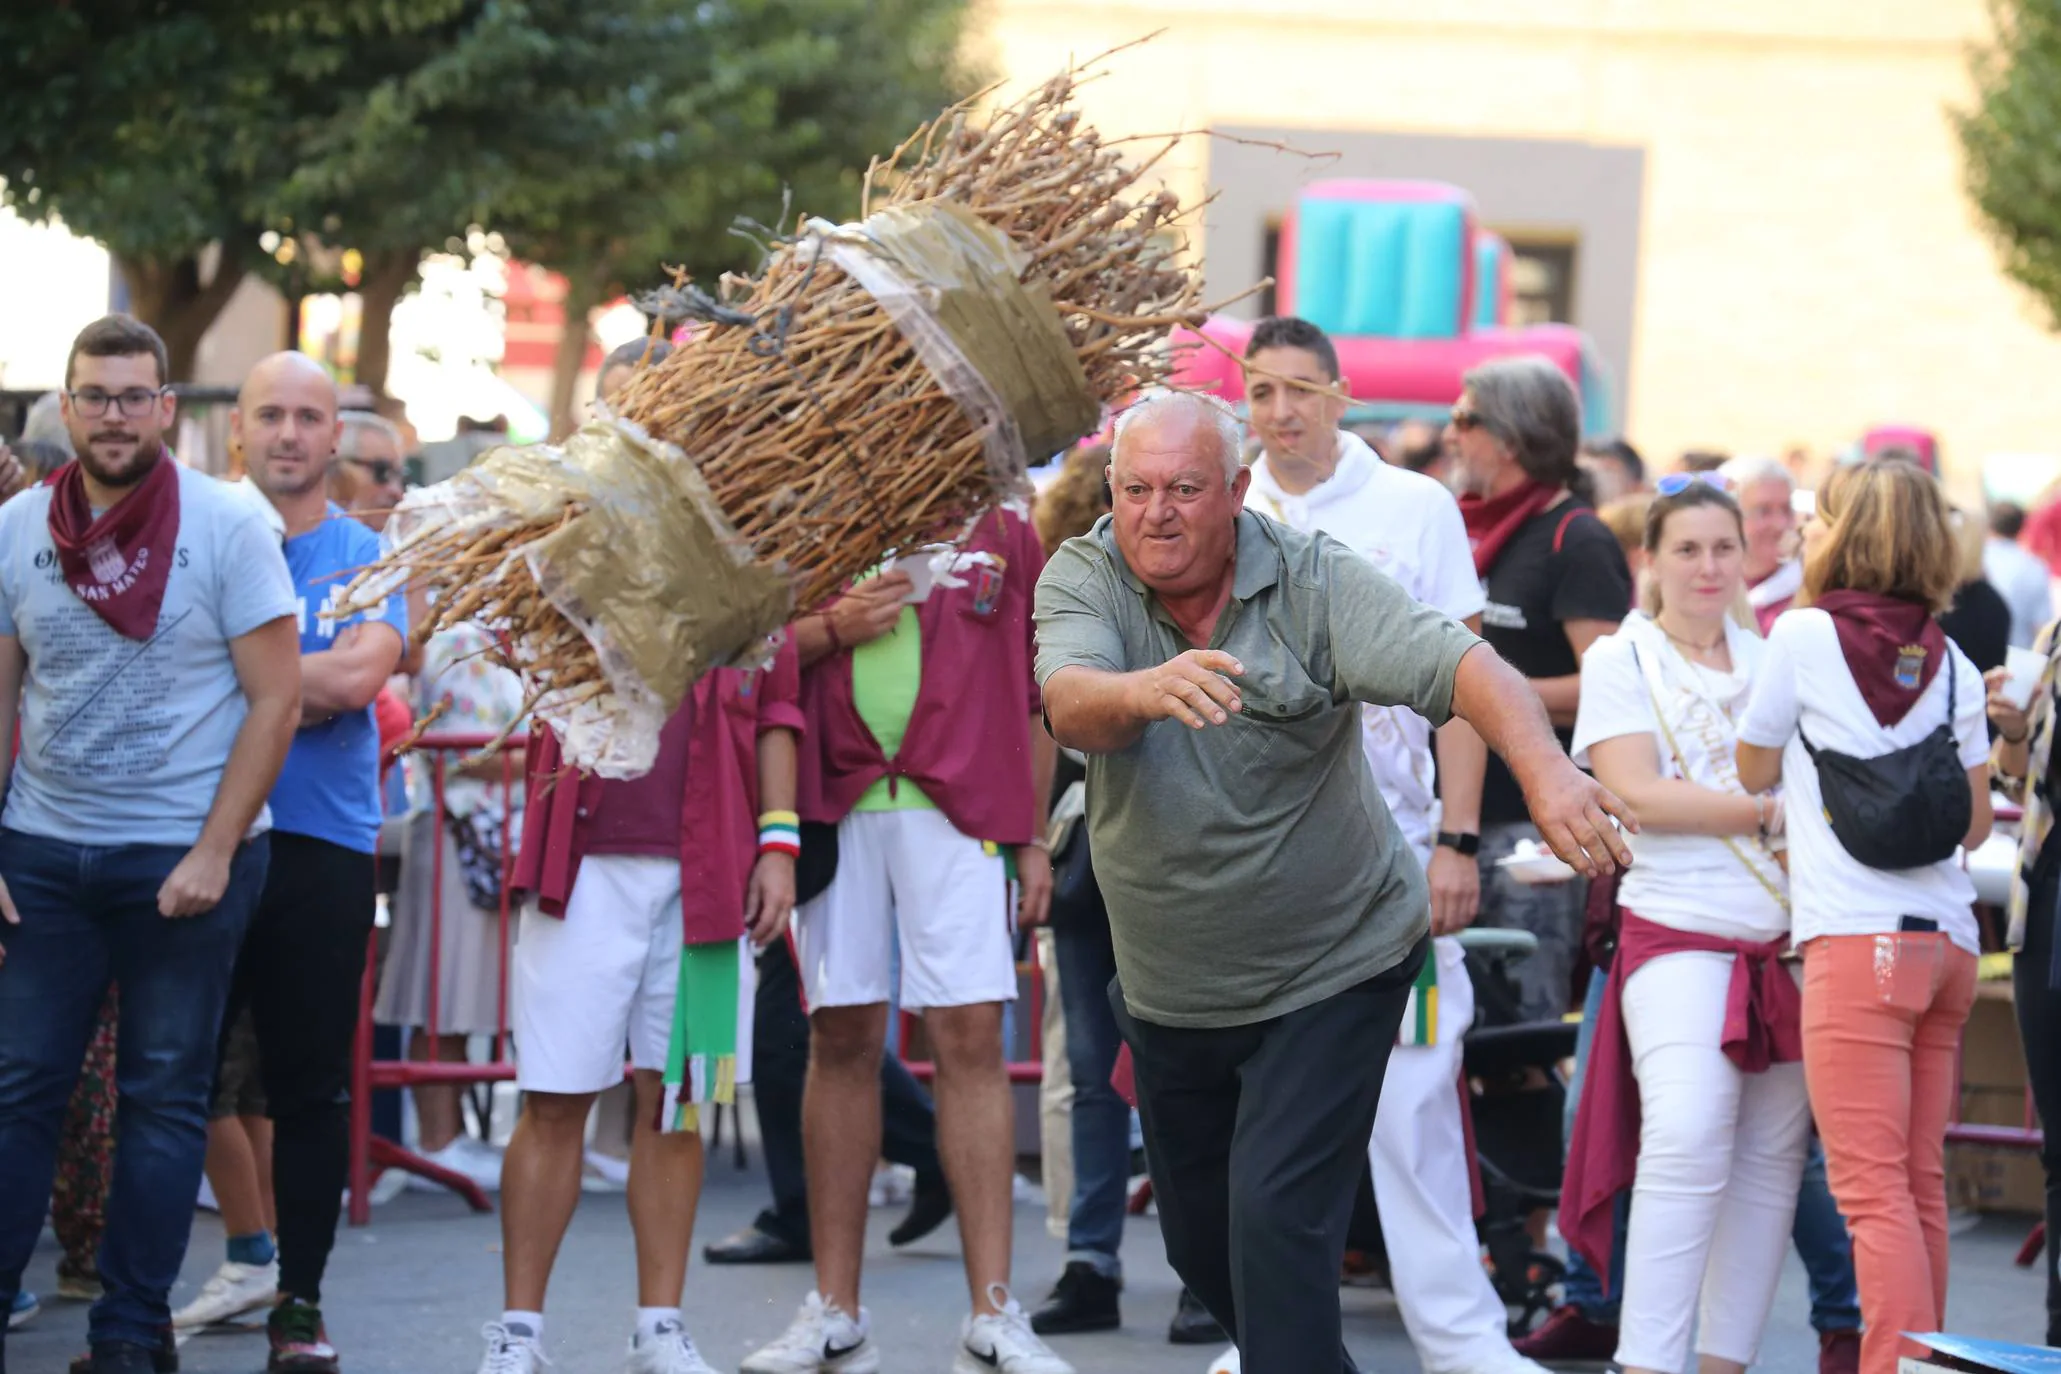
[{"x1": 739, "y1": 1293, "x2": 879, "y2": 1373}]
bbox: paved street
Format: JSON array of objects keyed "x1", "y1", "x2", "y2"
[{"x1": 10, "y1": 1133, "x2": 2051, "y2": 1374}]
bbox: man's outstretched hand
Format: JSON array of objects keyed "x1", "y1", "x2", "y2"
[
  {"x1": 1128, "y1": 650, "x2": 1244, "y2": 730},
  {"x1": 1521, "y1": 756, "x2": 1637, "y2": 878}
]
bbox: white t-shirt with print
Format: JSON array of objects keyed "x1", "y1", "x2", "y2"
[
  {"x1": 1248, "y1": 430, "x2": 1486, "y2": 857},
  {"x1": 1735, "y1": 607, "x2": 1987, "y2": 954},
  {"x1": 1571, "y1": 614, "x2": 1788, "y2": 942}
]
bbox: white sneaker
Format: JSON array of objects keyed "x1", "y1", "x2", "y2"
[
  {"x1": 624, "y1": 1320, "x2": 717, "y2": 1374},
  {"x1": 955, "y1": 1285, "x2": 1076, "y2": 1374},
  {"x1": 1207, "y1": 1347, "x2": 1241, "y2": 1374},
  {"x1": 410, "y1": 1138, "x2": 503, "y2": 1192},
  {"x1": 170, "y1": 1258, "x2": 279, "y2": 1330},
  {"x1": 740, "y1": 1292, "x2": 879, "y2": 1373},
  {"x1": 476, "y1": 1321, "x2": 549, "y2": 1373}
]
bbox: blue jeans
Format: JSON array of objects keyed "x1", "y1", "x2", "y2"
[
  {"x1": 1052, "y1": 916, "x2": 1131, "y2": 1274},
  {"x1": 0, "y1": 829, "x2": 267, "y2": 1351},
  {"x1": 1795, "y1": 1136, "x2": 1862, "y2": 1333},
  {"x1": 1561, "y1": 969, "x2": 1862, "y2": 1333}
]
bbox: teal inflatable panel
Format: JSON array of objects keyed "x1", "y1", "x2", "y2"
[{"x1": 1292, "y1": 196, "x2": 1468, "y2": 339}]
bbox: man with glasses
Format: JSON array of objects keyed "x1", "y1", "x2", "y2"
[
  {"x1": 329, "y1": 412, "x2": 407, "y2": 534},
  {"x1": 0, "y1": 315, "x2": 302, "y2": 1374}
]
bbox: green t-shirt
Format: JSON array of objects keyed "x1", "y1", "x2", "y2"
[
  {"x1": 1033, "y1": 512, "x2": 1479, "y2": 1029},
  {"x1": 851, "y1": 606, "x2": 936, "y2": 811}
]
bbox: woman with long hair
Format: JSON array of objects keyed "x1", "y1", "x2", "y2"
[
  {"x1": 1735, "y1": 459, "x2": 1991, "y2": 1374},
  {"x1": 1562, "y1": 477, "x2": 1806, "y2": 1374}
]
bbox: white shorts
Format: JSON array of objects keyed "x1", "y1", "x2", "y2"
[
  {"x1": 512, "y1": 854, "x2": 683, "y2": 1093},
  {"x1": 793, "y1": 808, "x2": 1017, "y2": 1012}
]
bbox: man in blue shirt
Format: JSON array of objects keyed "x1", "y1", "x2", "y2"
[{"x1": 220, "y1": 353, "x2": 406, "y2": 1373}]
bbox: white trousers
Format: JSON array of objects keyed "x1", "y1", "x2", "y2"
[
  {"x1": 1370, "y1": 936, "x2": 1533, "y2": 1374},
  {"x1": 1617, "y1": 950, "x2": 1812, "y2": 1371}
]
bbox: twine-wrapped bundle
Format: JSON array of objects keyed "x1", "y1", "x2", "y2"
[{"x1": 346, "y1": 55, "x2": 1216, "y2": 775}]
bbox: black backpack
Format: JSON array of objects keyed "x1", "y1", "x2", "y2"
[{"x1": 1800, "y1": 649, "x2": 1971, "y2": 870}]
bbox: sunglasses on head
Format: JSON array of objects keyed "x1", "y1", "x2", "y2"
[{"x1": 1654, "y1": 471, "x2": 1732, "y2": 497}]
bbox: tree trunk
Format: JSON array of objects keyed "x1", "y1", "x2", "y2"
[
  {"x1": 115, "y1": 249, "x2": 250, "y2": 382},
  {"x1": 353, "y1": 249, "x2": 419, "y2": 399},
  {"x1": 548, "y1": 270, "x2": 604, "y2": 440}
]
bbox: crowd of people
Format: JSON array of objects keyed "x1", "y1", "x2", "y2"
[{"x1": 2, "y1": 308, "x2": 2059, "y2": 1374}]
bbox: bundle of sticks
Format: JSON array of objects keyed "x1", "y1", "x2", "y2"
[{"x1": 343, "y1": 46, "x2": 1230, "y2": 773}]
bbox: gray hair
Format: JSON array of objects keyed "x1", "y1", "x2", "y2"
[
  {"x1": 1719, "y1": 453, "x2": 1793, "y2": 494},
  {"x1": 23, "y1": 391, "x2": 74, "y2": 456},
  {"x1": 1111, "y1": 389, "x2": 1244, "y2": 485},
  {"x1": 1462, "y1": 356, "x2": 1581, "y2": 486},
  {"x1": 337, "y1": 410, "x2": 403, "y2": 462}
]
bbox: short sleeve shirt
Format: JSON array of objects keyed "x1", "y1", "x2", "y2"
[
  {"x1": 1033, "y1": 511, "x2": 1481, "y2": 1029},
  {"x1": 270, "y1": 511, "x2": 407, "y2": 854},
  {"x1": 1736, "y1": 608, "x2": 1988, "y2": 953},
  {"x1": 1478, "y1": 502, "x2": 1631, "y2": 824},
  {"x1": 0, "y1": 465, "x2": 298, "y2": 847}
]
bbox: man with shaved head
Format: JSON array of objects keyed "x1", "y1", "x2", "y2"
[
  {"x1": 193, "y1": 353, "x2": 406, "y2": 1372},
  {"x1": 0, "y1": 317, "x2": 301, "y2": 1374},
  {"x1": 1033, "y1": 389, "x2": 1636, "y2": 1372}
]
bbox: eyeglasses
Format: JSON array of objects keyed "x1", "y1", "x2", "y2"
[
  {"x1": 1654, "y1": 471, "x2": 1733, "y2": 497},
  {"x1": 68, "y1": 387, "x2": 167, "y2": 419},
  {"x1": 1449, "y1": 407, "x2": 1485, "y2": 432},
  {"x1": 345, "y1": 458, "x2": 401, "y2": 486}
]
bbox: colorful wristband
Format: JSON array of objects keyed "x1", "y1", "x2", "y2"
[{"x1": 759, "y1": 810, "x2": 800, "y2": 858}]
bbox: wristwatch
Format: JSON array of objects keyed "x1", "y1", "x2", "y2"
[{"x1": 1436, "y1": 831, "x2": 1480, "y2": 857}]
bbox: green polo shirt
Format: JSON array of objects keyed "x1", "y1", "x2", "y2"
[{"x1": 1032, "y1": 511, "x2": 1480, "y2": 1029}]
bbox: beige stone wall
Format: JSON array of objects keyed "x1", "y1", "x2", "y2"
[{"x1": 978, "y1": 0, "x2": 2061, "y2": 491}]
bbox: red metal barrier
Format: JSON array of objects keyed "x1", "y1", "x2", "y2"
[
  {"x1": 1944, "y1": 991, "x2": 2044, "y2": 1269},
  {"x1": 346, "y1": 729, "x2": 1047, "y2": 1225},
  {"x1": 347, "y1": 730, "x2": 518, "y2": 1226}
]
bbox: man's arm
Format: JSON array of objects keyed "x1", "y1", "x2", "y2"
[
  {"x1": 744, "y1": 726, "x2": 799, "y2": 948},
  {"x1": 1530, "y1": 617, "x2": 1620, "y2": 727},
  {"x1": 1428, "y1": 618, "x2": 1487, "y2": 934},
  {"x1": 792, "y1": 570, "x2": 914, "y2": 669},
  {"x1": 0, "y1": 634, "x2": 21, "y2": 940},
  {"x1": 1449, "y1": 642, "x2": 1635, "y2": 877},
  {"x1": 300, "y1": 620, "x2": 405, "y2": 725},
  {"x1": 1018, "y1": 715, "x2": 1058, "y2": 927},
  {"x1": 159, "y1": 616, "x2": 302, "y2": 917},
  {"x1": 1042, "y1": 651, "x2": 1245, "y2": 754}
]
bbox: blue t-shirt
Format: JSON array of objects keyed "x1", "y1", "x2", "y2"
[{"x1": 270, "y1": 510, "x2": 407, "y2": 853}]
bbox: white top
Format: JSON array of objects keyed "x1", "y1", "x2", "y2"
[
  {"x1": 1736, "y1": 607, "x2": 1988, "y2": 953},
  {"x1": 1247, "y1": 429, "x2": 1486, "y2": 858},
  {"x1": 1984, "y1": 535, "x2": 2053, "y2": 650},
  {"x1": 0, "y1": 465, "x2": 298, "y2": 846},
  {"x1": 1571, "y1": 614, "x2": 1789, "y2": 941}
]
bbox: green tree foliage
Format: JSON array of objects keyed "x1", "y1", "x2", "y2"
[
  {"x1": 0, "y1": 0, "x2": 974, "y2": 390},
  {"x1": 1960, "y1": 0, "x2": 2061, "y2": 331}
]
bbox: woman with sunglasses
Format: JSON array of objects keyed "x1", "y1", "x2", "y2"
[
  {"x1": 1560, "y1": 475, "x2": 1807, "y2": 1374},
  {"x1": 1445, "y1": 357, "x2": 1634, "y2": 1026},
  {"x1": 1735, "y1": 460, "x2": 1991, "y2": 1374}
]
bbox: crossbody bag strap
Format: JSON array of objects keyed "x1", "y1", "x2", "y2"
[{"x1": 1629, "y1": 641, "x2": 1791, "y2": 913}]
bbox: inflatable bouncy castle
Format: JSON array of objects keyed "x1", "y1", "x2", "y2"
[{"x1": 1174, "y1": 179, "x2": 1616, "y2": 435}]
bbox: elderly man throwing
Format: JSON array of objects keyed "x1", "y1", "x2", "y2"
[{"x1": 1034, "y1": 391, "x2": 1633, "y2": 1373}]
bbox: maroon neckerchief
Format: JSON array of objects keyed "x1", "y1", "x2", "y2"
[
  {"x1": 1812, "y1": 589, "x2": 1947, "y2": 727},
  {"x1": 45, "y1": 449, "x2": 182, "y2": 639},
  {"x1": 1458, "y1": 478, "x2": 1559, "y2": 575}
]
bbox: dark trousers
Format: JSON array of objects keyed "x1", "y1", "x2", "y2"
[
  {"x1": 1113, "y1": 938, "x2": 1427, "y2": 1374},
  {"x1": 219, "y1": 832, "x2": 376, "y2": 1304},
  {"x1": 750, "y1": 936, "x2": 942, "y2": 1247},
  {"x1": 2019, "y1": 860, "x2": 2061, "y2": 1345},
  {"x1": 1052, "y1": 915, "x2": 1131, "y2": 1262},
  {"x1": 0, "y1": 829, "x2": 267, "y2": 1351}
]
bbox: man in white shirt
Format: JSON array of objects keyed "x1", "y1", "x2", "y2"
[
  {"x1": 1230, "y1": 316, "x2": 1545, "y2": 1374},
  {"x1": 1985, "y1": 502, "x2": 2053, "y2": 649}
]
